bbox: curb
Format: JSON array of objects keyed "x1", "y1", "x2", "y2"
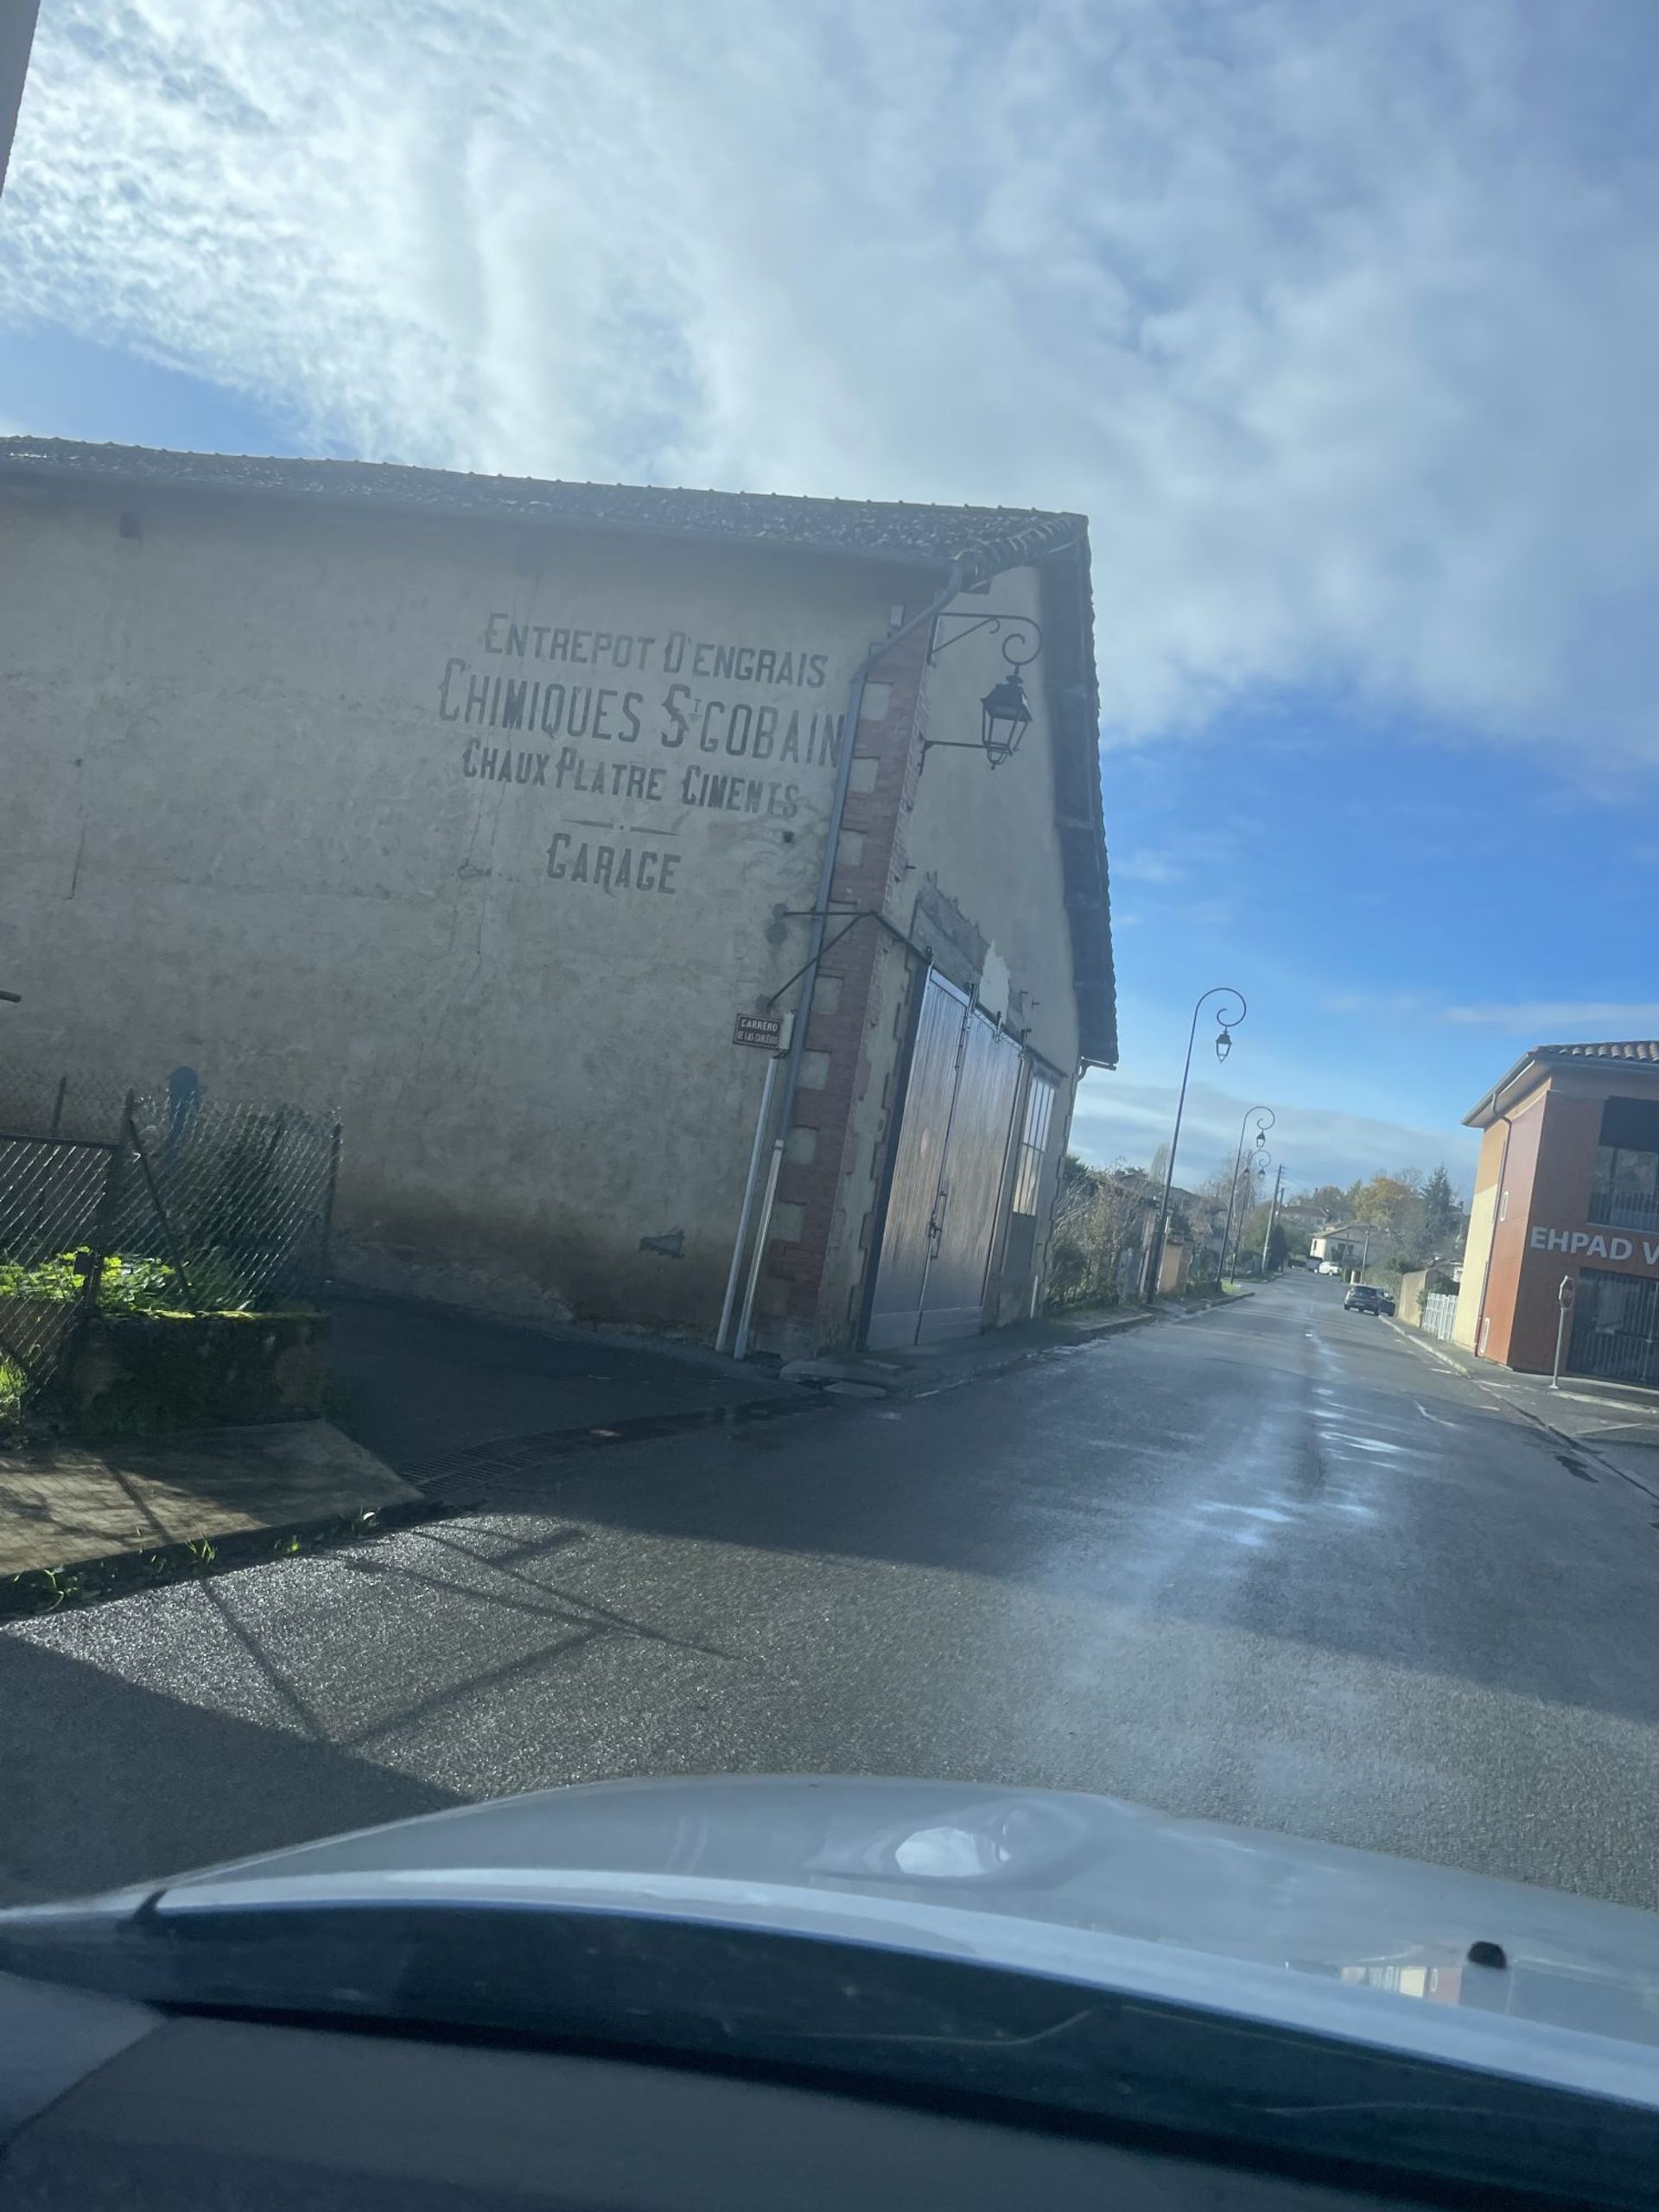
[
  {"x1": 1382, "y1": 1318, "x2": 1659, "y2": 1503},
  {"x1": 0, "y1": 1494, "x2": 442, "y2": 1623},
  {"x1": 895, "y1": 1309, "x2": 1165, "y2": 1398},
  {"x1": 1049, "y1": 1310, "x2": 1161, "y2": 1346},
  {"x1": 1382, "y1": 1318, "x2": 1471, "y2": 1378},
  {"x1": 404, "y1": 1389, "x2": 827, "y2": 1504},
  {"x1": 1, "y1": 1394, "x2": 828, "y2": 1616},
  {"x1": 1161, "y1": 1289, "x2": 1256, "y2": 1319},
  {"x1": 0, "y1": 1308, "x2": 1176, "y2": 1613}
]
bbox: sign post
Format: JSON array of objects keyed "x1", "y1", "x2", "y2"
[
  {"x1": 716, "y1": 1009, "x2": 795, "y2": 1354},
  {"x1": 1550, "y1": 1274, "x2": 1574, "y2": 1393}
]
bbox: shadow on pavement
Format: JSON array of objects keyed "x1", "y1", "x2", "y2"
[
  {"x1": 450, "y1": 1306, "x2": 1659, "y2": 1737},
  {"x1": 0, "y1": 1632, "x2": 463, "y2": 1904},
  {"x1": 327, "y1": 1294, "x2": 798, "y2": 1478}
]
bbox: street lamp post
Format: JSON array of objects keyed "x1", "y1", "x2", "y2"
[
  {"x1": 1218, "y1": 1104, "x2": 1274, "y2": 1287},
  {"x1": 1261, "y1": 1163, "x2": 1285, "y2": 1270},
  {"x1": 1146, "y1": 987, "x2": 1247, "y2": 1301}
]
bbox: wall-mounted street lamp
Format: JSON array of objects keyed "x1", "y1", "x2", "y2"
[
  {"x1": 1146, "y1": 985, "x2": 1247, "y2": 1301},
  {"x1": 920, "y1": 612, "x2": 1042, "y2": 771}
]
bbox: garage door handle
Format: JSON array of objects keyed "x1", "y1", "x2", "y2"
[{"x1": 928, "y1": 1185, "x2": 950, "y2": 1255}]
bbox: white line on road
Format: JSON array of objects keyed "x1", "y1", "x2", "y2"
[{"x1": 1416, "y1": 1402, "x2": 1462, "y2": 1430}]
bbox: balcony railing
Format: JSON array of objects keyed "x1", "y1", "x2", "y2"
[{"x1": 1588, "y1": 1187, "x2": 1659, "y2": 1232}]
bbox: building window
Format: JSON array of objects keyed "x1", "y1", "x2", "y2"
[
  {"x1": 1591, "y1": 1142, "x2": 1659, "y2": 1230},
  {"x1": 1498, "y1": 1190, "x2": 1509, "y2": 1222},
  {"x1": 1569, "y1": 1267, "x2": 1659, "y2": 1389},
  {"x1": 1591, "y1": 1097, "x2": 1659, "y2": 1230},
  {"x1": 1011, "y1": 1071, "x2": 1057, "y2": 1216}
]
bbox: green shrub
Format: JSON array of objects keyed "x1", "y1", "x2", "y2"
[{"x1": 0, "y1": 1249, "x2": 187, "y2": 1313}]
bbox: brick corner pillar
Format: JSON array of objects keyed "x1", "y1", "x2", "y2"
[{"x1": 758, "y1": 622, "x2": 933, "y2": 1356}]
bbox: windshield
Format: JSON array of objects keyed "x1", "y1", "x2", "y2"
[{"x1": 3, "y1": 0, "x2": 1659, "y2": 2013}]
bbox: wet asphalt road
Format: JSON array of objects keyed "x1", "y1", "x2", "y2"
[{"x1": 8, "y1": 1273, "x2": 1659, "y2": 1910}]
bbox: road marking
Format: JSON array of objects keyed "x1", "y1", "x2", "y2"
[{"x1": 1415, "y1": 1401, "x2": 1462, "y2": 1429}]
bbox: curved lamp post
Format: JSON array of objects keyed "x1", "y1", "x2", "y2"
[
  {"x1": 1147, "y1": 986, "x2": 1247, "y2": 1300},
  {"x1": 1218, "y1": 1106, "x2": 1274, "y2": 1285}
]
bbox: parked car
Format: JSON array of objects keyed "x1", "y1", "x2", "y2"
[
  {"x1": 1316, "y1": 1259, "x2": 1342, "y2": 1276},
  {"x1": 1344, "y1": 1284, "x2": 1387, "y2": 1315}
]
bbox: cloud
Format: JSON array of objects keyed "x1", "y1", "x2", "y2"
[
  {"x1": 1322, "y1": 992, "x2": 1659, "y2": 1039},
  {"x1": 3, "y1": 2, "x2": 1657, "y2": 760},
  {"x1": 1069, "y1": 1075, "x2": 1474, "y2": 1193},
  {"x1": 1437, "y1": 1002, "x2": 1659, "y2": 1033},
  {"x1": 1111, "y1": 850, "x2": 1182, "y2": 885}
]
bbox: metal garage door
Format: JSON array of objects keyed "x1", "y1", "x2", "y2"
[{"x1": 867, "y1": 971, "x2": 1023, "y2": 1351}]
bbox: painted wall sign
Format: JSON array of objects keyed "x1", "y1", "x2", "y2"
[
  {"x1": 734, "y1": 1011, "x2": 785, "y2": 1051},
  {"x1": 438, "y1": 606, "x2": 849, "y2": 900},
  {"x1": 1529, "y1": 1224, "x2": 1659, "y2": 1270}
]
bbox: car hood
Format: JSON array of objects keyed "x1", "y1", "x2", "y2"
[{"x1": 16, "y1": 1775, "x2": 1659, "y2": 2059}]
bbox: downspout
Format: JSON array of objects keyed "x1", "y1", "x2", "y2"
[{"x1": 742, "y1": 562, "x2": 968, "y2": 1350}]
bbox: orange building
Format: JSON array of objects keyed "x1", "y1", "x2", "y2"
[{"x1": 1455, "y1": 1042, "x2": 1659, "y2": 1385}]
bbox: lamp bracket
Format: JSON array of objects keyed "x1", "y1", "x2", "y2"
[{"x1": 927, "y1": 612, "x2": 1042, "y2": 670}]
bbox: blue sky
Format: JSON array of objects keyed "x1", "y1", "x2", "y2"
[{"x1": 4, "y1": 0, "x2": 1657, "y2": 1199}]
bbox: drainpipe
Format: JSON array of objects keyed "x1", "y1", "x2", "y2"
[{"x1": 742, "y1": 561, "x2": 968, "y2": 1352}]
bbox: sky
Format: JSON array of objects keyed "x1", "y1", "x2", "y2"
[{"x1": 3, "y1": 0, "x2": 1657, "y2": 1198}]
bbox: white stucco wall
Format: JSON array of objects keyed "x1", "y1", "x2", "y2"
[
  {"x1": 0, "y1": 480, "x2": 923, "y2": 1330},
  {"x1": 888, "y1": 568, "x2": 1084, "y2": 1320},
  {"x1": 898, "y1": 569, "x2": 1081, "y2": 1079}
]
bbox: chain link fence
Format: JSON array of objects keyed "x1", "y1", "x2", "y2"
[
  {"x1": 0, "y1": 1062, "x2": 340, "y2": 1408},
  {"x1": 0, "y1": 1135, "x2": 118, "y2": 1401}
]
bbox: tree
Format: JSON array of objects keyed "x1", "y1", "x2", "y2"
[
  {"x1": 1147, "y1": 1142, "x2": 1170, "y2": 1189},
  {"x1": 1237, "y1": 1198, "x2": 1281, "y2": 1267},
  {"x1": 1308, "y1": 1183, "x2": 1347, "y2": 1222},
  {"x1": 1046, "y1": 1160, "x2": 1158, "y2": 1310},
  {"x1": 1420, "y1": 1164, "x2": 1465, "y2": 1253},
  {"x1": 1266, "y1": 1221, "x2": 1289, "y2": 1270},
  {"x1": 1352, "y1": 1174, "x2": 1415, "y2": 1228}
]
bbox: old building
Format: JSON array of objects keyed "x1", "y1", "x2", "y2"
[
  {"x1": 0, "y1": 439, "x2": 1115, "y2": 1356},
  {"x1": 1455, "y1": 1041, "x2": 1659, "y2": 1384},
  {"x1": 1309, "y1": 1221, "x2": 1395, "y2": 1275}
]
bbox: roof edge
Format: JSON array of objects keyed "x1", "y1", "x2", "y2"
[
  {"x1": 1463, "y1": 1040, "x2": 1659, "y2": 1127},
  {"x1": 0, "y1": 437, "x2": 1084, "y2": 587}
]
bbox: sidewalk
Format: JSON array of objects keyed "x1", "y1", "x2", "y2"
[
  {"x1": 327, "y1": 1293, "x2": 812, "y2": 1490},
  {"x1": 0, "y1": 1419, "x2": 423, "y2": 1611},
  {"x1": 0, "y1": 1293, "x2": 1173, "y2": 1608},
  {"x1": 1387, "y1": 1319, "x2": 1659, "y2": 1497},
  {"x1": 779, "y1": 1304, "x2": 1160, "y2": 1401}
]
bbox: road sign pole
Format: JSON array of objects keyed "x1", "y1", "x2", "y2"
[
  {"x1": 716, "y1": 1052, "x2": 780, "y2": 1353},
  {"x1": 1550, "y1": 1274, "x2": 1574, "y2": 1393}
]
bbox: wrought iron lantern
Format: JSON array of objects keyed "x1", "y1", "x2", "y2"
[
  {"x1": 922, "y1": 611, "x2": 1044, "y2": 771},
  {"x1": 978, "y1": 670, "x2": 1033, "y2": 766}
]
